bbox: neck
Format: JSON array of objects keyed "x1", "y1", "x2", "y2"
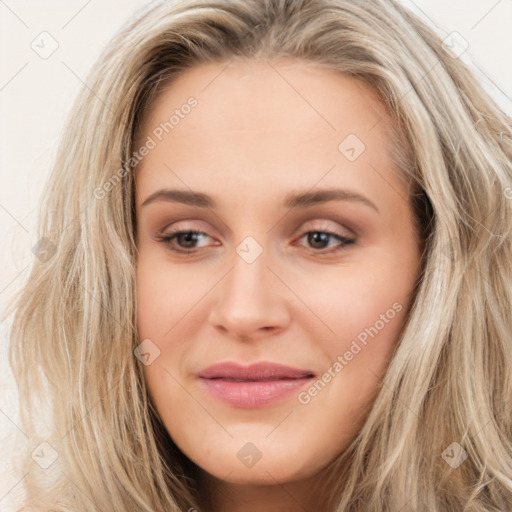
[{"x1": 195, "y1": 464, "x2": 334, "y2": 512}]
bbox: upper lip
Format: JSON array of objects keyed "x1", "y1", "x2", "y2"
[{"x1": 198, "y1": 362, "x2": 316, "y2": 381}]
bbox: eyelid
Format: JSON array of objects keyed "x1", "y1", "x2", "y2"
[
  {"x1": 156, "y1": 225, "x2": 216, "y2": 245},
  {"x1": 295, "y1": 219, "x2": 355, "y2": 238},
  {"x1": 154, "y1": 218, "x2": 357, "y2": 255},
  {"x1": 158, "y1": 218, "x2": 354, "y2": 240},
  {"x1": 156, "y1": 219, "x2": 217, "y2": 238}
]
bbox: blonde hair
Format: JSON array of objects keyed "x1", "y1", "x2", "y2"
[{"x1": 5, "y1": 0, "x2": 512, "y2": 510}]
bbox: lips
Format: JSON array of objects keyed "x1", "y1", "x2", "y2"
[
  {"x1": 197, "y1": 361, "x2": 316, "y2": 381},
  {"x1": 197, "y1": 361, "x2": 316, "y2": 408}
]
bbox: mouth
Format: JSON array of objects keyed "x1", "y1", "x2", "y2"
[{"x1": 197, "y1": 361, "x2": 316, "y2": 408}]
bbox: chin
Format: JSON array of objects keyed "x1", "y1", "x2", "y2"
[{"x1": 196, "y1": 451, "x2": 321, "y2": 486}]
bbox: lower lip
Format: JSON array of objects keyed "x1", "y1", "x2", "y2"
[{"x1": 199, "y1": 377, "x2": 314, "y2": 408}]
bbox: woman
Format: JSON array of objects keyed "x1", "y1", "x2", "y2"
[{"x1": 6, "y1": 0, "x2": 512, "y2": 510}]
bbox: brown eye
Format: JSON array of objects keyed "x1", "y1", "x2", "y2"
[
  {"x1": 153, "y1": 226, "x2": 356, "y2": 255},
  {"x1": 155, "y1": 229, "x2": 213, "y2": 253},
  {"x1": 297, "y1": 230, "x2": 355, "y2": 253}
]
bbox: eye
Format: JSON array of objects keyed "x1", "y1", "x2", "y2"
[
  {"x1": 296, "y1": 230, "x2": 355, "y2": 253},
  {"x1": 154, "y1": 228, "x2": 215, "y2": 253},
  {"x1": 155, "y1": 225, "x2": 356, "y2": 254}
]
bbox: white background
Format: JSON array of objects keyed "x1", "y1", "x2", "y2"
[{"x1": 1, "y1": 1, "x2": 511, "y2": 510}]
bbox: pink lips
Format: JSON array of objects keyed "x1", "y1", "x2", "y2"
[{"x1": 197, "y1": 362, "x2": 315, "y2": 408}]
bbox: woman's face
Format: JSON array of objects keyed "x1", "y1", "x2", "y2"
[{"x1": 135, "y1": 59, "x2": 422, "y2": 494}]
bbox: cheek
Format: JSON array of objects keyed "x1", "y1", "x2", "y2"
[
  {"x1": 136, "y1": 261, "x2": 173, "y2": 403},
  {"x1": 295, "y1": 256, "x2": 415, "y2": 407},
  {"x1": 290, "y1": 283, "x2": 409, "y2": 450},
  {"x1": 328, "y1": 284, "x2": 407, "y2": 364},
  {"x1": 136, "y1": 257, "x2": 198, "y2": 336},
  {"x1": 326, "y1": 297, "x2": 406, "y2": 399},
  {"x1": 136, "y1": 259, "x2": 161, "y2": 332},
  {"x1": 136, "y1": 259, "x2": 204, "y2": 416},
  {"x1": 297, "y1": 258, "x2": 412, "y2": 351}
]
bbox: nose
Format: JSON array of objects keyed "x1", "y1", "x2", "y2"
[{"x1": 207, "y1": 245, "x2": 291, "y2": 341}]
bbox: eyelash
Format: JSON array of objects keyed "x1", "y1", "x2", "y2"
[{"x1": 154, "y1": 226, "x2": 356, "y2": 255}]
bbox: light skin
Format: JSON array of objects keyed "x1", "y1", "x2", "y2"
[{"x1": 134, "y1": 59, "x2": 422, "y2": 512}]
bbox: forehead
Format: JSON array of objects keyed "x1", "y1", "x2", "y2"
[
  {"x1": 133, "y1": 59, "x2": 399, "y2": 210},
  {"x1": 136, "y1": 58, "x2": 389, "y2": 140}
]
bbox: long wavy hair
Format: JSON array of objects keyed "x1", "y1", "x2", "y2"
[{"x1": 5, "y1": 0, "x2": 512, "y2": 510}]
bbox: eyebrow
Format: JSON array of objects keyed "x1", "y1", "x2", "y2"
[{"x1": 141, "y1": 188, "x2": 379, "y2": 212}]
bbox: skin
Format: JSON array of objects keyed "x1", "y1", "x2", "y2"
[{"x1": 134, "y1": 59, "x2": 422, "y2": 512}]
